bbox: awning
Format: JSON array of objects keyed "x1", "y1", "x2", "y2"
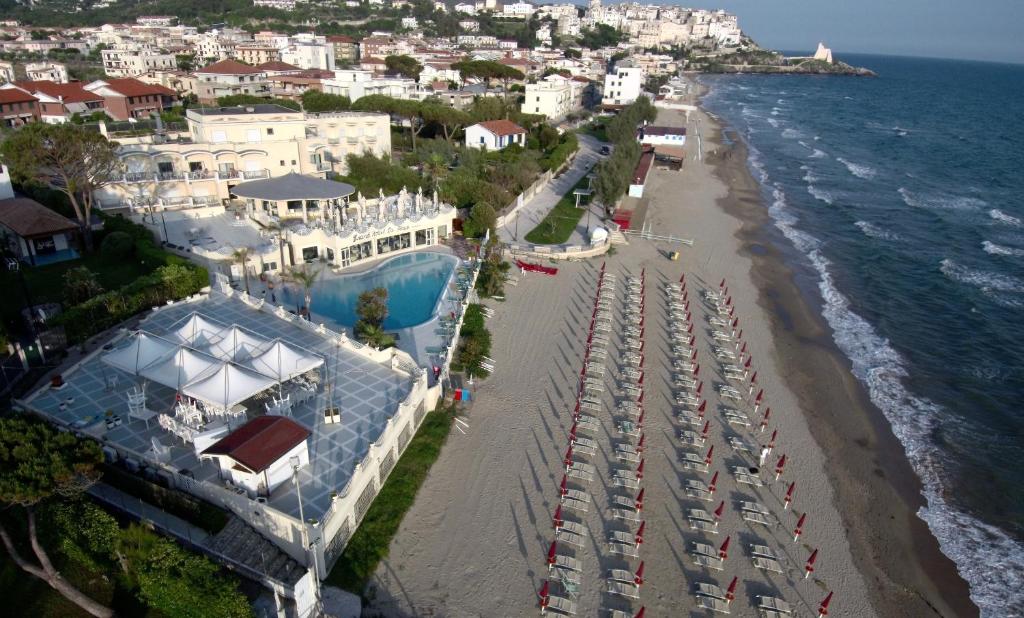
[
  {"x1": 102, "y1": 332, "x2": 178, "y2": 375},
  {"x1": 183, "y1": 364, "x2": 277, "y2": 409},
  {"x1": 139, "y1": 347, "x2": 221, "y2": 390},
  {"x1": 245, "y1": 340, "x2": 324, "y2": 382}
]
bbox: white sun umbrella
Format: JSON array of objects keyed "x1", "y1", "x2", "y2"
[
  {"x1": 102, "y1": 332, "x2": 179, "y2": 376},
  {"x1": 167, "y1": 312, "x2": 226, "y2": 348},
  {"x1": 182, "y1": 363, "x2": 277, "y2": 411},
  {"x1": 139, "y1": 346, "x2": 221, "y2": 391},
  {"x1": 245, "y1": 339, "x2": 324, "y2": 382},
  {"x1": 206, "y1": 325, "x2": 269, "y2": 362}
]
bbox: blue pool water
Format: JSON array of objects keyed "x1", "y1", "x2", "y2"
[{"x1": 280, "y1": 251, "x2": 457, "y2": 329}]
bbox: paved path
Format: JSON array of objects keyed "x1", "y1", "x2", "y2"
[{"x1": 498, "y1": 133, "x2": 603, "y2": 246}]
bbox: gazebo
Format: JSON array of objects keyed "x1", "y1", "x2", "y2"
[{"x1": 231, "y1": 172, "x2": 355, "y2": 224}]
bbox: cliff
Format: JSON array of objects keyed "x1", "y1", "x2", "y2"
[{"x1": 690, "y1": 49, "x2": 877, "y2": 77}]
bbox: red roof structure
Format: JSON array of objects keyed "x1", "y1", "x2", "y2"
[
  {"x1": 202, "y1": 416, "x2": 310, "y2": 473},
  {"x1": 632, "y1": 146, "x2": 655, "y2": 185},
  {"x1": 0, "y1": 88, "x2": 38, "y2": 104},
  {"x1": 476, "y1": 119, "x2": 526, "y2": 137},
  {"x1": 195, "y1": 59, "x2": 265, "y2": 75},
  {"x1": 256, "y1": 61, "x2": 301, "y2": 73},
  {"x1": 0, "y1": 197, "x2": 78, "y2": 238},
  {"x1": 15, "y1": 80, "x2": 102, "y2": 104},
  {"x1": 100, "y1": 78, "x2": 176, "y2": 97}
]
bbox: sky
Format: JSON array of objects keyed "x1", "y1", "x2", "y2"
[{"x1": 650, "y1": 0, "x2": 1024, "y2": 64}]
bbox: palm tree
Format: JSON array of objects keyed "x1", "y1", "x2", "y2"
[
  {"x1": 283, "y1": 265, "x2": 321, "y2": 319},
  {"x1": 265, "y1": 221, "x2": 288, "y2": 273},
  {"x1": 423, "y1": 152, "x2": 448, "y2": 189},
  {"x1": 231, "y1": 246, "x2": 252, "y2": 295}
]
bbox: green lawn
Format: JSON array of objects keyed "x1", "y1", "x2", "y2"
[
  {"x1": 523, "y1": 177, "x2": 592, "y2": 245},
  {"x1": 581, "y1": 118, "x2": 610, "y2": 143},
  {"x1": 326, "y1": 405, "x2": 455, "y2": 594}
]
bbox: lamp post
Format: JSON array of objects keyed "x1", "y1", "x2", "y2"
[{"x1": 290, "y1": 456, "x2": 322, "y2": 608}]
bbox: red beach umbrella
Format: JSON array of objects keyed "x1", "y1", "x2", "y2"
[
  {"x1": 638, "y1": 392, "x2": 645, "y2": 405},
  {"x1": 559, "y1": 475, "x2": 568, "y2": 496},
  {"x1": 755, "y1": 388, "x2": 764, "y2": 403},
  {"x1": 637, "y1": 458, "x2": 645, "y2": 479},
  {"x1": 794, "y1": 512, "x2": 806, "y2": 542},
  {"x1": 737, "y1": 329, "x2": 743, "y2": 341},
  {"x1": 713, "y1": 500, "x2": 725, "y2": 521},
  {"x1": 760, "y1": 407, "x2": 771, "y2": 431},
  {"x1": 637, "y1": 434, "x2": 645, "y2": 452},
  {"x1": 635, "y1": 521, "x2": 645, "y2": 545},
  {"x1": 718, "y1": 535, "x2": 731, "y2": 560},
  {"x1": 635, "y1": 607, "x2": 645, "y2": 618},
  {"x1": 784, "y1": 482, "x2": 795, "y2": 509},
  {"x1": 709, "y1": 470, "x2": 719, "y2": 493},
  {"x1": 637, "y1": 411, "x2": 645, "y2": 426},
  {"x1": 720, "y1": 278, "x2": 726, "y2": 288},
  {"x1": 775, "y1": 454, "x2": 787, "y2": 480},
  {"x1": 697, "y1": 381, "x2": 704, "y2": 395},
  {"x1": 701, "y1": 420, "x2": 710, "y2": 438},
  {"x1": 694, "y1": 364, "x2": 701, "y2": 377},
  {"x1": 635, "y1": 488, "x2": 645, "y2": 510},
  {"x1": 573, "y1": 400, "x2": 580, "y2": 416},
  {"x1": 732, "y1": 317, "x2": 739, "y2": 328},
  {"x1": 539, "y1": 580, "x2": 550, "y2": 608},
  {"x1": 634, "y1": 561, "x2": 645, "y2": 585},
  {"x1": 726, "y1": 576, "x2": 738, "y2": 603},
  {"x1": 726, "y1": 296, "x2": 732, "y2": 306},
  {"x1": 564, "y1": 446, "x2": 574, "y2": 467},
  {"x1": 691, "y1": 349, "x2": 698, "y2": 361},
  {"x1": 680, "y1": 273, "x2": 686, "y2": 283},
  {"x1": 569, "y1": 422, "x2": 578, "y2": 441},
  {"x1": 698, "y1": 400, "x2": 707, "y2": 415},
  {"x1": 818, "y1": 591, "x2": 834, "y2": 617},
  {"x1": 553, "y1": 505, "x2": 563, "y2": 528},
  {"x1": 768, "y1": 429, "x2": 778, "y2": 450},
  {"x1": 729, "y1": 306, "x2": 735, "y2": 317},
  {"x1": 705, "y1": 445, "x2": 715, "y2": 466},
  {"x1": 546, "y1": 542, "x2": 557, "y2": 565},
  {"x1": 740, "y1": 341, "x2": 747, "y2": 355},
  {"x1": 805, "y1": 548, "x2": 819, "y2": 579},
  {"x1": 750, "y1": 371, "x2": 758, "y2": 385},
  {"x1": 724, "y1": 286, "x2": 729, "y2": 296}
]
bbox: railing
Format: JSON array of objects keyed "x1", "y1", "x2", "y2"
[
  {"x1": 242, "y1": 169, "x2": 269, "y2": 179},
  {"x1": 125, "y1": 171, "x2": 153, "y2": 183},
  {"x1": 187, "y1": 170, "x2": 215, "y2": 180},
  {"x1": 327, "y1": 137, "x2": 340, "y2": 145},
  {"x1": 157, "y1": 171, "x2": 185, "y2": 182},
  {"x1": 316, "y1": 162, "x2": 331, "y2": 172}
]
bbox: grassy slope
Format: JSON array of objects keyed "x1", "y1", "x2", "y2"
[{"x1": 523, "y1": 177, "x2": 592, "y2": 245}]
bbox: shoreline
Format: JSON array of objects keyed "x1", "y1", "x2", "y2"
[{"x1": 697, "y1": 97, "x2": 978, "y2": 616}]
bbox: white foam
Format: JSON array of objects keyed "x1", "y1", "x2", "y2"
[
  {"x1": 940, "y1": 258, "x2": 1024, "y2": 294},
  {"x1": 836, "y1": 157, "x2": 877, "y2": 180},
  {"x1": 753, "y1": 152, "x2": 1024, "y2": 616},
  {"x1": 982, "y1": 241, "x2": 1024, "y2": 257},
  {"x1": 899, "y1": 187, "x2": 987, "y2": 212},
  {"x1": 767, "y1": 117, "x2": 779, "y2": 128},
  {"x1": 855, "y1": 220, "x2": 900, "y2": 241},
  {"x1": 990, "y1": 209, "x2": 1022, "y2": 227},
  {"x1": 781, "y1": 128, "x2": 802, "y2": 139},
  {"x1": 807, "y1": 185, "x2": 834, "y2": 205}
]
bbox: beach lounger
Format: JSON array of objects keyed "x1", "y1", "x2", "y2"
[
  {"x1": 576, "y1": 413, "x2": 600, "y2": 428},
  {"x1": 567, "y1": 461, "x2": 595, "y2": 481},
  {"x1": 677, "y1": 411, "x2": 702, "y2": 426},
  {"x1": 689, "y1": 542, "x2": 724, "y2": 570},
  {"x1": 757, "y1": 596, "x2": 793, "y2": 615},
  {"x1": 713, "y1": 330, "x2": 733, "y2": 341},
  {"x1": 611, "y1": 507, "x2": 641, "y2": 522},
  {"x1": 586, "y1": 365, "x2": 606, "y2": 378},
  {"x1": 608, "y1": 541, "x2": 639, "y2": 558},
  {"x1": 561, "y1": 496, "x2": 588, "y2": 513},
  {"x1": 753, "y1": 556, "x2": 785, "y2": 574},
  {"x1": 556, "y1": 528, "x2": 586, "y2": 549},
  {"x1": 620, "y1": 386, "x2": 643, "y2": 401},
  {"x1": 684, "y1": 479, "x2": 713, "y2": 501},
  {"x1": 724, "y1": 369, "x2": 746, "y2": 382},
  {"x1": 615, "y1": 442, "x2": 639, "y2": 456},
  {"x1": 679, "y1": 430, "x2": 704, "y2": 448},
  {"x1": 611, "y1": 476, "x2": 641, "y2": 489},
  {"x1": 709, "y1": 316, "x2": 729, "y2": 327},
  {"x1": 583, "y1": 380, "x2": 605, "y2": 393},
  {"x1": 696, "y1": 582, "x2": 727, "y2": 600},
  {"x1": 696, "y1": 595, "x2": 730, "y2": 614},
  {"x1": 687, "y1": 508, "x2": 715, "y2": 523},
  {"x1": 573, "y1": 435, "x2": 598, "y2": 451},
  {"x1": 732, "y1": 467, "x2": 763, "y2": 487},
  {"x1": 676, "y1": 394, "x2": 700, "y2": 407},
  {"x1": 689, "y1": 519, "x2": 720, "y2": 534},
  {"x1": 750, "y1": 545, "x2": 777, "y2": 560},
  {"x1": 616, "y1": 420, "x2": 641, "y2": 437},
  {"x1": 674, "y1": 361, "x2": 698, "y2": 373},
  {"x1": 580, "y1": 399, "x2": 602, "y2": 412},
  {"x1": 563, "y1": 488, "x2": 590, "y2": 504},
  {"x1": 612, "y1": 467, "x2": 639, "y2": 482},
  {"x1": 621, "y1": 368, "x2": 642, "y2": 379},
  {"x1": 542, "y1": 594, "x2": 578, "y2": 615},
  {"x1": 680, "y1": 452, "x2": 710, "y2": 472},
  {"x1": 675, "y1": 376, "x2": 698, "y2": 389},
  {"x1": 552, "y1": 554, "x2": 582, "y2": 573},
  {"x1": 724, "y1": 410, "x2": 751, "y2": 428},
  {"x1": 728, "y1": 436, "x2": 755, "y2": 454},
  {"x1": 614, "y1": 450, "x2": 641, "y2": 464},
  {"x1": 617, "y1": 402, "x2": 641, "y2": 418},
  {"x1": 714, "y1": 347, "x2": 737, "y2": 360},
  {"x1": 606, "y1": 580, "x2": 641, "y2": 599},
  {"x1": 741, "y1": 511, "x2": 774, "y2": 528},
  {"x1": 548, "y1": 565, "x2": 581, "y2": 586},
  {"x1": 740, "y1": 501, "x2": 770, "y2": 515},
  {"x1": 719, "y1": 385, "x2": 743, "y2": 400}
]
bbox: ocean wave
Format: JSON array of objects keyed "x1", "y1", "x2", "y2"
[
  {"x1": 940, "y1": 258, "x2": 1024, "y2": 294},
  {"x1": 982, "y1": 241, "x2": 1024, "y2": 257},
  {"x1": 767, "y1": 117, "x2": 779, "y2": 128},
  {"x1": 990, "y1": 209, "x2": 1022, "y2": 227},
  {"x1": 798, "y1": 141, "x2": 828, "y2": 158},
  {"x1": 800, "y1": 165, "x2": 818, "y2": 183},
  {"x1": 836, "y1": 157, "x2": 877, "y2": 180},
  {"x1": 899, "y1": 187, "x2": 987, "y2": 212},
  {"x1": 855, "y1": 221, "x2": 900, "y2": 241},
  {"x1": 781, "y1": 128, "x2": 802, "y2": 139},
  {"x1": 807, "y1": 185, "x2": 834, "y2": 205}
]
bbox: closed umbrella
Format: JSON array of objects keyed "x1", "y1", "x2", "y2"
[
  {"x1": 805, "y1": 548, "x2": 819, "y2": 579},
  {"x1": 784, "y1": 482, "x2": 795, "y2": 509},
  {"x1": 719, "y1": 535, "x2": 731, "y2": 560},
  {"x1": 794, "y1": 512, "x2": 806, "y2": 542},
  {"x1": 818, "y1": 592, "x2": 834, "y2": 617}
]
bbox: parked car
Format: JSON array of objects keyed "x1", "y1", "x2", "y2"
[{"x1": 600, "y1": 145, "x2": 611, "y2": 155}]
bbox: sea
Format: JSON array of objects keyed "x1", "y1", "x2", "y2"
[{"x1": 699, "y1": 55, "x2": 1024, "y2": 617}]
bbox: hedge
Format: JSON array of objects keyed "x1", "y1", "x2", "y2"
[{"x1": 540, "y1": 132, "x2": 579, "y2": 172}]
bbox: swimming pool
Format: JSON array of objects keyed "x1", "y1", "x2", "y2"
[{"x1": 280, "y1": 251, "x2": 458, "y2": 330}]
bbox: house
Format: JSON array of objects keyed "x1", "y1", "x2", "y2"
[
  {"x1": 25, "y1": 62, "x2": 69, "y2": 83},
  {"x1": 637, "y1": 125, "x2": 686, "y2": 147},
  {"x1": 521, "y1": 79, "x2": 580, "y2": 119},
  {"x1": 0, "y1": 167, "x2": 80, "y2": 265},
  {"x1": 10, "y1": 80, "x2": 106, "y2": 123},
  {"x1": 326, "y1": 35, "x2": 358, "y2": 64},
  {"x1": 0, "y1": 87, "x2": 40, "y2": 127},
  {"x1": 201, "y1": 415, "x2": 311, "y2": 498},
  {"x1": 84, "y1": 78, "x2": 178, "y2": 120},
  {"x1": 465, "y1": 119, "x2": 526, "y2": 150},
  {"x1": 602, "y1": 61, "x2": 643, "y2": 107},
  {"x1": 193, "y1": 59, "x2": 270, "y2": 104}
]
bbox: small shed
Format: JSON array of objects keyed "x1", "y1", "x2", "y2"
[{"x1": 201, "y1": 415, "x2": 311, "y2": 497}]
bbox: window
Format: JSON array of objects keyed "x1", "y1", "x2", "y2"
[
  {"x1": 266, "y1": 128, "x2": 274, "y2": 135},
  {"x1": 280, "y1": 160, "x2": 285, "y2": 166}
]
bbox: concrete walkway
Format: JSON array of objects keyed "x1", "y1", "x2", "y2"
[{"x1": 497, "y1": 133, "x2": 603, "y2": 246}]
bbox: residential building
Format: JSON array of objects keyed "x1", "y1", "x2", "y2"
[
  {"x1": 0, "y1": 168, "x2": 79, "y2": 265},
  {"x1": 252, "y1": 0, "x2": 297, "y2": 8},
  {"x1": 233, "y1": 43, "x2": 280, "y2": 66},
  {"x1": 401, "y1": 17, "x2": 419, "y2": 29},
  {"x1": 0, "y1": 87, "x2": 40, "y2": 127},
  {"x1": 84, "y1": 78, "x2": 179, "y2": 120},
  {"x1": 502, "y1": 1, "x2": 536, "y2": 18},
  {"x1": 136, "y1": 16, "x2": 177, "y2": 27},
  {"x1": 25, "y1": 62, "x2": 69, "y2": 83},
  {"x1": 280, "y1": 33, "x2": 335, "y2": 71},
  {"x1": 326, "y1": 35, "x2": 358, "y2": 65},
  {"x1": 521, "y1": 79, "x2": 580, "y2": 119},
  {"x1": 193, "y1": 59, "x2": 270, "y2": 104},
  {"x1": 322, "y1": 70, "x2": 419, "y2": 100},
  {"x1": 7, "y1": 80, "x2": 105, "y2": 123},
  {"x1": 458, "y1": 19, "x2": 480, "y2": 31},
  {"x1": 0, "y1": 61, "x2": 14, "y2": 84},
  {"x1": 194, "y1": 33, "x2": 238, "y2": 62},
  {"x1": 102, "y1": 44, "x2": 177, "y2": 78},
  {"x1": 637, "y1": 125, "x2": 686, "y2": 147},
  {"x1": 601, "y1": 61, "x2": 643, "y2": 106},
  {"x1": 94, "y1": 104, "x2": 391, "y2": 212},
  {"x1": 453, "y1": 2, "x2": 476, "y2": 14},
  {"x1": 465, "y1": 119, "x2": 527, "y2": 150}
]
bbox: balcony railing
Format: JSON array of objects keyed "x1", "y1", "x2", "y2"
[
  {"x1": 316, "y1": 162, "x2": 331, "y2": 172},
  {"x1": 187, "y1": 170, "x2": 215, "y2": 180},
  {"x1": 124, "y1": 171, "x2": 153, "y2": 183},
  {"x1": 242, "y1": 169, "x2": 269, "y2": 179},
  {"x1": 157, "y1": 171, "x2": 185, "y2": 182}
]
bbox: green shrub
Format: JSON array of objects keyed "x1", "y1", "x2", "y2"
[{"x1": 100, "y1": 230, "x2": 134, "y2": 259}]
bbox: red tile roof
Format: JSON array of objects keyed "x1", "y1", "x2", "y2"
[
  {"x1": 195, "y1": 59, "x2": 264, "y2": 75},
  {"x1": 101, "y1": 78, "x2": 176, "y2": 97},
  {"x1": 0, "y1": 197, "x2": 78, "y2": 237},
  {"x1": 0, "y1": 88, "x2": 38, "y2": 104},
  {"x1": 326, "y1": 35, "x2": 355, "y2": 43},
  {"x1": 476, "y1": 119, "x2": 526, "y2": 137},
  {"x1": 202, "y1": 416, "x2": 310, "y2": 473},
  {"x1": 14, "y1": 80, "x2": 103, "y2": 104},
  {"x1": 255, "y1": 61, "x2": 300, "y2": 72}
]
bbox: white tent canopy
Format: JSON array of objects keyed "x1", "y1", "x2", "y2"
[
  {"x1": 102, "y1": 332, "x2": 178, "y2": 375},
  {"x1": 245, "y1": 340, "x2": 324, "y2": 382},
  {"x1": 139, "y1": 347, "x2": 220, "y2": 390},
  {"x1": 182, "y1": 364, "x2": 277, "y2": 409},
  {"x1": 168, "y1": 313, "x2": 225, "y2": 348},
  {"x1": 207, "y1": 325, "x2": 268, "y2": 362}
]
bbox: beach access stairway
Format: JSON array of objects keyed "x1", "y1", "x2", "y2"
[{"x1": 206, "y1": 516, "x2": 306, "y2": 586}]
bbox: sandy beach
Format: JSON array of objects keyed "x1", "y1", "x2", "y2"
[{"x1": 361, "y1": 96, "x2": 976, "y2": 617}]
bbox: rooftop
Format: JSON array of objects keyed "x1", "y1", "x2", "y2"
[
  {"x1": 190, "y1": 104, "x2": 301, "y2": 116},
  {"x1": 195, "y1": 59, "x2": 265, "y2": 75},
  {"x1": 0, "y1": 87, "x2": 38, "y2": 104},
  {"x1": 14, "y1": 80, "x2": 104, "y2": 104},
  {"x1": 474, "y1": 119, "x2": 526, "y2": 137},
  {"x1": 0, "y1": 197, "x2": 78, "y2": 237},
  {"x1": 231, "y1": 172, "x2": 356, "y2": 202},
  {"x1": 203, "y1": 416, "x2": 311, "y2": 473},
  {"x1": 639, "y1": 125, "x2": 687, "y2": 137}
]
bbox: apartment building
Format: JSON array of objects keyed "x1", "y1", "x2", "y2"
[
  {"x1": 280, "y1": 34, "x2": 335, "y2": 71},
  {"x1": 321, "y1": 70, "x2": 419, "y2": 100},
  {"x1": 84, "y1": 78, "x2": 179, "y2": 120},
  {"x1": 25, "y1": 62, "x2": 69, "y2": 83},
  {"x1": 194, "y1": 34, "x2": 237, "y2": 62},
  {"x1": 602, "y1": 62, "x2": 643, "y2": 106},
  {"x1": 233, "y1": 43, "x2": 280, "y2": 66},
  {"x1": 193, "y1": 60, "x2": 269, "y2": 104},
  {"x1": 102, "y1": 44, "x2": 177, "y2": 77},
  {"x1": 0, "y1": 87, "x2": 40, "y2": 127},
  {"x1": 95, "y1": 104, "x2": 391, "y2": 211},
  {"x1": 0, "y1": 62, "x2": 14, "y2": 84},
  {"x1": 326, "y1": 35, "x2": 358, "y2": 65},
  {"x1": 6, "y1": 80, "x2": 105, "y2": 123},
  {"x1": 521, "y1": 79, "x2": 581, "y2": 119}
]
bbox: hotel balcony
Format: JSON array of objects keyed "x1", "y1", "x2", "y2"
[{"x1": 241, "y1": 169, "x2": 270, "y2": 180}]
